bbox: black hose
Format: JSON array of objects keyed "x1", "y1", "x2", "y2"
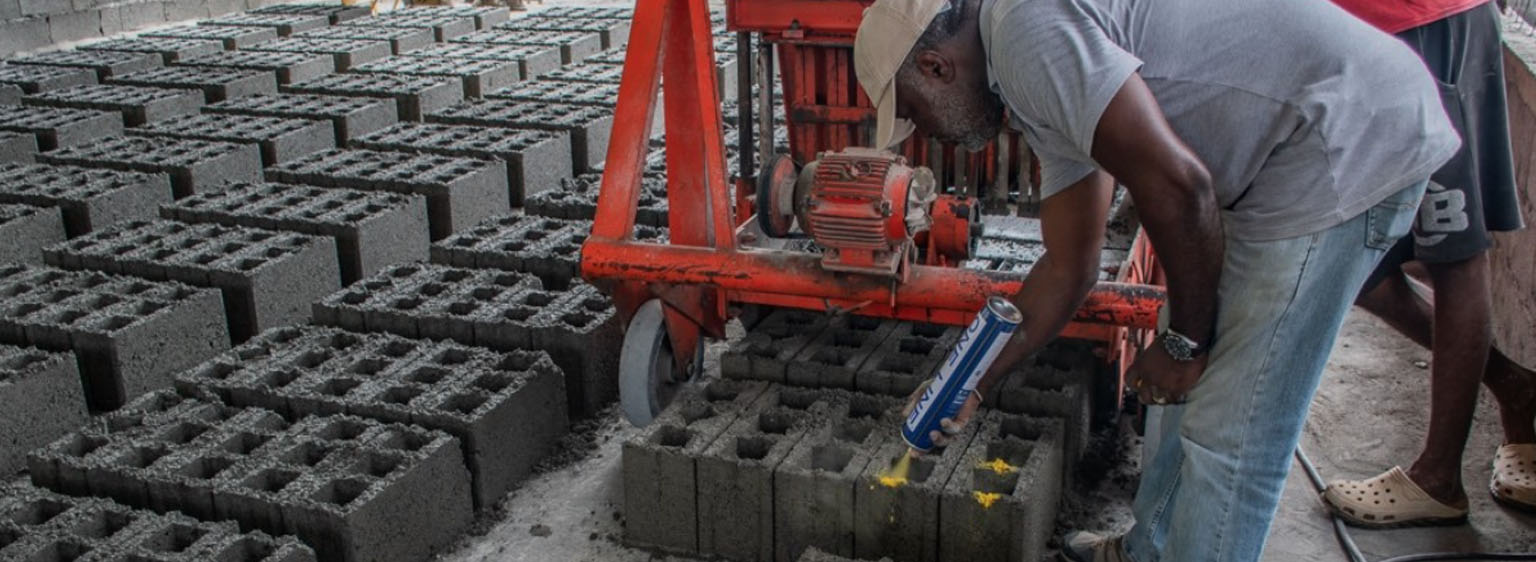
[{"x1": 1293, "y1": 447, "x2": 1536, "y2": 562}]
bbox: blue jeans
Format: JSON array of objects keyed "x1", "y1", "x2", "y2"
[{"x1": 1124, "y1": 181, "x2": 1426, "y2": 562}]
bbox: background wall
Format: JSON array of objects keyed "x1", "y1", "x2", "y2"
[{"x1": 0, "y1": 0, "x2": 293, "y2": 56}]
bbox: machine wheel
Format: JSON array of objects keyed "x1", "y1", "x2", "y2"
[
  {"x1": 756, "y1": 153, "x2": 799, "y2": 237},
  {"x1": 619, "y1": 299, "x2": 703, "y2": 426}
]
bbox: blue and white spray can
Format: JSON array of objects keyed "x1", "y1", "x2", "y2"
[{"x1": 902, "y1": 296, "x2": 1022, "y2": 452}]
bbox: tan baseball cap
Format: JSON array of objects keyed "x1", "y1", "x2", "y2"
[{"x1": 854, "y1": 0, "x2": 950, "y2": 149}]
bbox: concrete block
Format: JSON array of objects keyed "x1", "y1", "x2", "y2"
[
  {"x1": 143, "y1": 24, "x2": 279, "y2": 50},
  {"x1": 203, "y1": 92, "x2": 397, "y2": 144},
  {"x1": 0, "y1": 264, "x2": 231, "y2": 410},
  {"x1": 22, "y1": 83, "x2": 200, "y2": 126},
  {"x1": 786, "y1": 316, "x2": 900, "y2": 390},
  {"x1": 0, "y1": 103, "x2": 121, "y2": 149},
  {"x1": 404, "y1": 43, "x2": 560, "y2": 80},
  {"x1": 46, "y1": 9, "x2": 104, "y2": 45},
  {"x1": 622, "y1": 379, "x2": 769, "y2": 553},
  {"x1": 201, "y1": 13, "x2": 329, "y2": 36},
  {"x1": 854, "y1": 422, "x2": 979, "y2": 562},
  {"x1": 0, "y1": 162, "x2": 171, "y2": 236},
  {"x1": 350, "y1": 56, "x2": 518, "y2": 99},
  {"x1": 391, "y1": 5, "x2": 507, "y2": 29},
  {"x1": 341, "y1": 13, "x2": 474, "y2": 42},
  {"x1": 250, "y1": 1, "x2": 370, "y2": 24},
  {"x1": 0, "y1": 130, "x2": 36, "y2": 163},
  {"x1": 528, "y1": 282, "x2": 621, "y2": 416},
  {"x1": 293, "y1": 25, "x2": 433, "y2": 55},
  {"x1": 0, "y1": 202, "x2": 64, "y2": 262},
  {"x1": 537, "y1": 6, "x2": 632, "y2": 20},
  {"x1": 855, "y1": 323, "x2": 959, "y2": 397},
  {"x1": 486, "y1": 79, "x2": 617, "y2": 108},
  {"x1": 522, "y1": 173, "x2": 668, "y2": 226},
  {"x1": 0, "y1": 62, "x2": 97, "y2": 94},
  {"x1": 80, "y1": 36, "x2": 225, "y2": 65},
  {"x1": 539, "y1": 61, "x2": 624, "y2": 85},
  {"x1": 129, "y1": 112, "x2": 335, "y2": 165},
  {"x1": 720, "y1": 308, "x2": 832, "y2": 383},
  {"x1": 44, "y1": 219, "x2": 341, "y2": 342},
  {"x1": 264, "y1": 148, "x2": 507, "y2": 239},
  {"x1": 246, "y1": 37, "x2": 392, "y2": 72},
  {"x1": 349, "y1": 122, "x2": 570, "y2": 206},
  {"x1": 938, "y1": 411, "x2": 1064, "y2": 562},
  {"x1": 0, "y1": 84, "x2": 20, "y2": 104},
  {"x1": 108, "y1": 64, "x2": 278, "y2": 102},
  {"x1": 991, "y1": 342, "x2": 1099, "y2": 485},
  {"x1": 175, "y1": 50, "x2": 332, "y2": 86},
  {"x1": 38, "y1": 135, "x2": 261, "y2": 198},
  {"x1": 498, "y1": 16, "x2": 628, "y2": 50},
  {"x1": 429, "y1": 215, "x2": 652, "y2": 290},
  {"x1": 0, "y1": 17, "x2": 53, "y2": 56},
  {"x1": 427, "y1": 100, "x2": 612, "y2": 172},
  {"x1": 0, "y1": 345, "x2": 86, "y2": 475},
  {"x1": 453, "y1": 29, "x2": 601, "y2": 65},
  {"x1": 281, "y1": 73, "x2": 462, "y2": 122},
  {"x1": 696, "y1": 385, "x2": 840, "y2": 562},
  {"x1": 161, "y1": 182, "x2": 428, "y2": 283},
  {"x1": 774, "y1": 393, "x2": 899, "y2": 562}
]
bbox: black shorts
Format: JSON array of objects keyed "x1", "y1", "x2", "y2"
[{"x1": 1366, "y1": 2, "x2": 1525, "y2": 288}]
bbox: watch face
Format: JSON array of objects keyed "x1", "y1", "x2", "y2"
[{"x1": 1162, "y1": 333, "x2": 1193, "y2": 361}]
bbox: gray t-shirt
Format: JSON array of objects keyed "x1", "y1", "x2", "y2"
[{"x1": 980, "y1": 0, "x2": 1461, "y2": 240}]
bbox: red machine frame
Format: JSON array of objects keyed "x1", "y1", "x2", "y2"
[{"x1": 581, "y1": 0, "x2": 1165, "y2": 403}]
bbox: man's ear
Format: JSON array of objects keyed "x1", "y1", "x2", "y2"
[{"x1": 913, "y1": 50, "x2": 954, "y2": 83}]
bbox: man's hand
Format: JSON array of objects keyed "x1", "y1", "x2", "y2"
[
  {"x1": 900, "y1": 379, "x2": 982, "y2": 451},
  {"x1": 1126, "y1": 343, "x2": 1208, "y2": 405}
]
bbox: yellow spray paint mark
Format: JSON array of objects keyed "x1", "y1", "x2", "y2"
[
  {"x1": 978, "y1": 458, "x2": 1018, "y2": 476},
  {"x1": 876, "y1": 453, "x2": 913, "y2": 488},
  {"x1": 973, "y1": 491, "x2": 1002, "y2": 508}
]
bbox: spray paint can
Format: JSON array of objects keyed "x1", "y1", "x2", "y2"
[{"x1": 902, "y1": 296, "x2": 1022, "y2": 452}]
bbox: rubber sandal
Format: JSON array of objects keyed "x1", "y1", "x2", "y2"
[
  {"x1": 1059, "y1": 531, "x2": 1130, "y2": 562},
  {"x1": 1321, "y1": 466, "x2": 1468, "y2": 529},
  {"x1": 1491, "y1": 444, "x2": 1536, "y2": 513}
]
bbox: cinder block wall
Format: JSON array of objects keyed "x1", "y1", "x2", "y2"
[
  {"x1": 1492, "y1": 19, "x2": 1536, "y2": 369},
  {"x1": 1, "y1": 0, "x2": 291, "y2": 56}
]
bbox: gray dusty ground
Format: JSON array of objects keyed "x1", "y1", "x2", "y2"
[{"x1": 436, "y1": 311, "x2": 1536, "y2": 561}]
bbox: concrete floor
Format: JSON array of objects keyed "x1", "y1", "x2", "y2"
[{"x1": 436, "y1": 310, "x2": 1536, "y2": 561}]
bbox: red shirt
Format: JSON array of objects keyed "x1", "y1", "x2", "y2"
[{"x1": 1331, "y1": 0, "x2": 1489, "y2": 33}]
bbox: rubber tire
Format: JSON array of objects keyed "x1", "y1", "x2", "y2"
[{"x1": 619, "y1": 300, "x2": 701, "y2": 426}]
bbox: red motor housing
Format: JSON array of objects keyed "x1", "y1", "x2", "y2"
[{"x1": 797, "y1": 148, "x2": 917, "y2": 277}]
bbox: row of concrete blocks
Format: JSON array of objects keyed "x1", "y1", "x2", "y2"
[
  {"x1": 523, "y1": 172, "x2": 670, "y2": 228},
  {"x1": 720, "y1": 308, "x2": 1097, "y2": 485},
  {"x1": 0, "y1": 263, "x2": 230, "y2": 411},
  {"x1": 623, "y1": 380, "x2": 1066, "y2": 562},
  {"x1": 28, "y1": 386, "x2": 473, "y2": 562},
  {"x1": 172, "y1": 324, "x2": 569, "y2": 511},
  {"x1": 0, "y1": 481, "x2": 315, "y2": 561},
  {"x1": 0, "y1": 344, "x2": 87, "y2": 476},
  {"x1": 431, "y1": 213, "x2": 666, "y2": 291},
  {"x1": 311, "y1": 262, "x2": 620, "y2": 418}
]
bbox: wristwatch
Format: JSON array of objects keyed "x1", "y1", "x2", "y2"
[{"x1": 1158, "y1": 329, "x2": 1204, "y2": 362}]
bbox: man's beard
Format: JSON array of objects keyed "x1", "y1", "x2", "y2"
[{"x1": 926, "y1": 90, "x2": 1005, "y2": 152}]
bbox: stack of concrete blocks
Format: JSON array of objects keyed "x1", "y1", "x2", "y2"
[
  {"x1": 349, "y1": 122, "x2": 570, "y2": 206},
  {"x1": 0, "y1": 203, "x2": 65, "y2": 262},
  {"x1": 936, "y1": 411, "x2": 1064, "y2": 562},
  {"x1": 280, "y1": 72, "x2": 463, "y2": 122},
  {"x1": 109, "y1": 64, "x2": 279, "y2": 102},
  {"x1": 786, "y1": 315, "x2": 903, "y2": 390},
  {"x1": 247, "y1": 37, "x2": 392, "y2": 72},
  {"x1": 0, "y1": 263, "x2": 229, "y2": 410},
  {"x1": 0, "y1": 162, "x2": 170, "y2": 237},
  {"x1": 0, "y1": 482, "x2": 316, "y2": 561},
  {"x1": 80, "y1": 37, "x2": 225, "y2": 64},
  {"x1": 487, "y1": 79, "x2": 618, "y2": 108},
  {"x1": 28, "y1": 387, "x2": 474, "y2": 562},
  {"x1": 0, "y1": 345, "x2": 86, "y2": 475},
  {"x1": 22, "y1": 83, "x2": 203, "y2": 126},
  {"x1": 203, "y1": 92, "x2": 398, "y2": 144},
  {"x1": 455, "y1": 29, "x2": 602, "y2": 65},
  {"x1": 129, "y1": 112, "x2": 335, "y2": 165},
  {"x1": 42, "y1": 219, "x2": 339, "y2": 342},
  {"x1": 990, "y1": 341, "x2": 1098, "y2": 484},
  {"x1": 263, "y1": 148, "x2": 507, "y2": 240},
  {"x1": 176, "y1": 50, "x2": 333, "y2": 86},
  {"x1": 427, "y1": 99, "x2": 613, "y2": 173},
  {"x1": 161, "y1": 182, "x2": 428, "y2": 284},
  {"x1": 0, "y1": 104, "x2": 124, "y2": 149},
  {"x1": 623, "y1": 379, "x2": 771, "y2": 553},
  {"x1": 0, "y1": 130, "x2": 35, "y2": 162},
  {"x1": 430, "y1": 214, "x2": 664, "y2": 291},
  {"x1": 39, "y1": 135, "x2": 261, "y2": 197},
  {"x1": 294, "y1": 26, "x2": 434, "y2": 56},
  {"x1": 388, "y1": 5, "x2": 508, "y2": 30},
  {"x1": 341, "y1": 14, "x2": 474, "y2": 42},
  {"x1": 200, "y1": 13, "x2": 330, "y2": 37},
  {"x1": 0, "y1": 63, "x2": 98, "y2": 94},
  {"x1": 173, "y1": 324, "x2": 568, "y2": 510},
  {"x1": 501, "y1": 16, "x2": 630, "y2": 51},
  {"x1": 311, "y1": 262, "x2": 620, "y2": 417},
  {"x1": 143, "y1": 25, "x2": 280, "y2": 50},
  {"x1": 6, "y1": 50, "x2": 162, "y2": 81},
  {"x1": 351, "y1": 56, "x2": 518, "y2": 99},
  {"x1": 523, "y1": 172, "x2": 669, "y2": 227},
  {"x1": 249, "y1": 2, "x2": 371, "y2": 25},
  {"x1": 720, "y1": 308, "x2": 834, "y2": 384},
  {"x1": 405, "y1": 43, "x2": 562, "y2": 81},
  {"x1": 537, "y1": 62, "x2": 624, "y2": 85}
]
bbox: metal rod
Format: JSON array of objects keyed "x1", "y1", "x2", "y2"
[
  {"x1": 735, "y1": 30, "x2": 754, "y2": 180},
  {"x1": 756, "y1": 40, "x2": 774, "y2": 165}
]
